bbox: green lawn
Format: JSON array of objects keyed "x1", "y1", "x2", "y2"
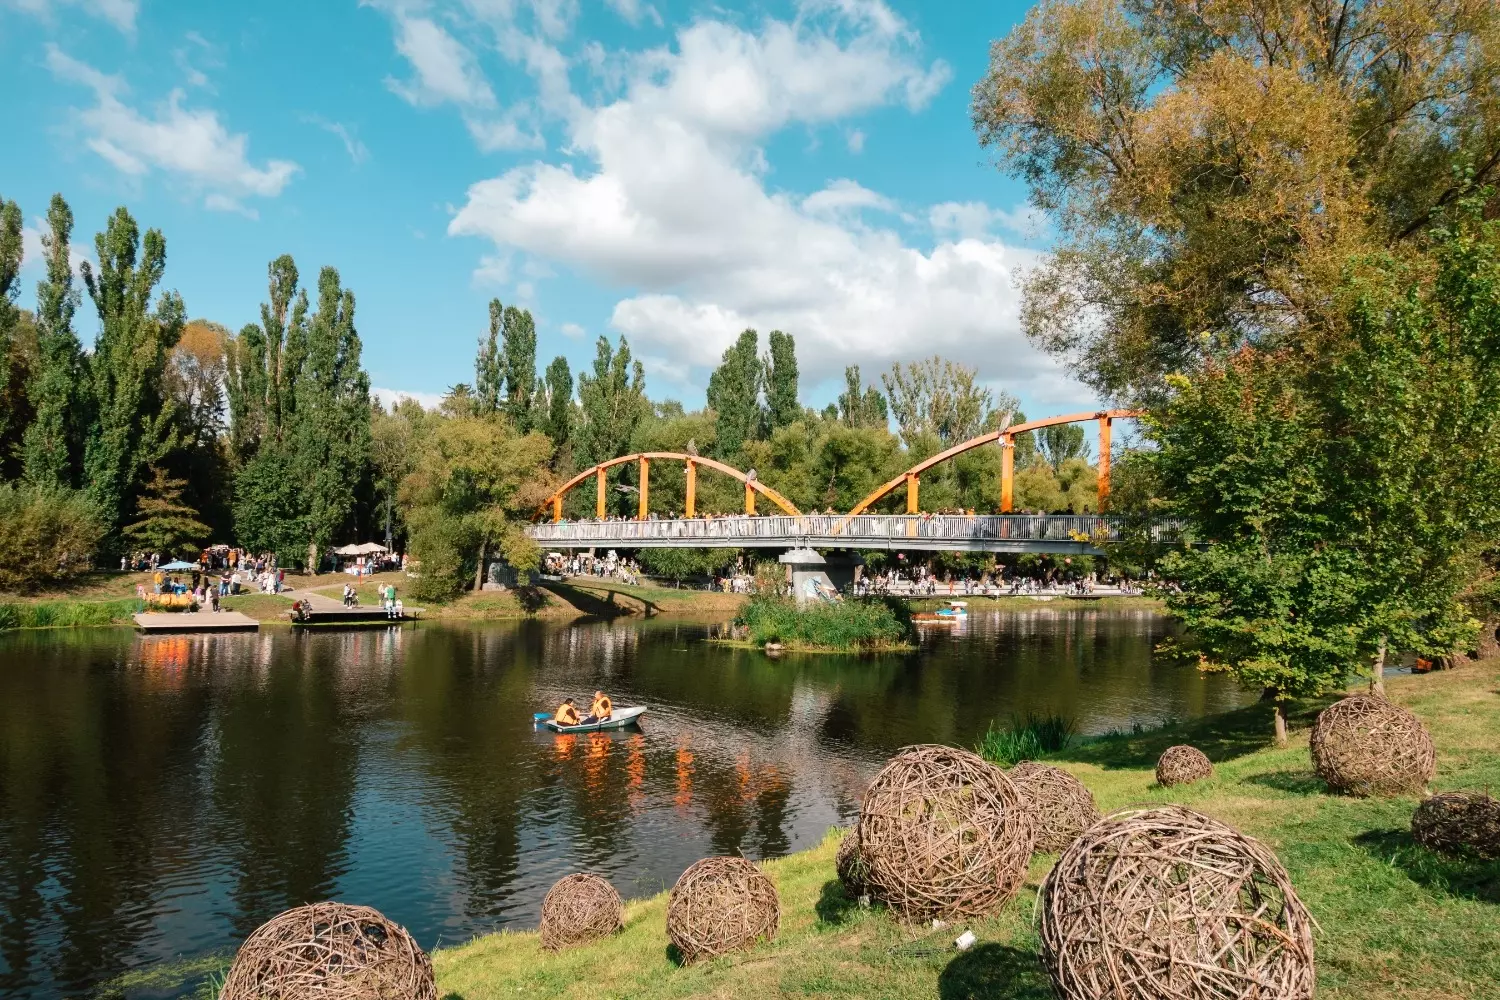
[{"x1": 435, "y1": 659, "x2": 1500, "y2": 1000}]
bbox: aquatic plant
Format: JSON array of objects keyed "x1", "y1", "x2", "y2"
[
  {"x1": 976, "y1": 713, "x2": 1077, "y2": 767},
  {"x1": 0, "y1": 598, "x2": 139, "y2": 630},
  {"x1": 737, "y1": 595, "x2": 911, "y2": 650}
]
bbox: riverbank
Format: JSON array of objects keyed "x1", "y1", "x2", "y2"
[
  {"x1": 906, "y1": 593, "x2": 1163, "y2": 612},
  {"x1": 434, "y1": 658, "x2": 1500, "y2": 1000}
]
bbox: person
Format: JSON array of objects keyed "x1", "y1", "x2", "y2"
[
  {"x1": 582, "y1": 690, "x2": 613, "y2": 725},
  {"x1": 554, "y1": 698, "x2": 581, "y2": 727}
]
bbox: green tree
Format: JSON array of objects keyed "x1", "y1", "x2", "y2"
[
  {"x1": 500, "y1": 302, "x2": 539, "y2": 431},
  {"x1": 0, "y1": 482, "x2": 105, "y2": 588},
  {"x1": 973, "y1": 0, "x2": 1500, "y2": 404},
  {"x1": 763, "y1": 330, "x2": 799, "y2": 432},
  {"x1": 576, "y1": 335, "x2": 646, "y2": 465},
  {"x1": 706, "y1": 329, "x2": 763, "y2": 459},
  {"x1": 1150, "y1": 211, "x2": 1500, "y2": 741},
  {"x1": 882, "y1": 357, "x2": 1002, "y2": 446},
  {"x1": 0, "y1": 196, "x2": 26, "y2": 478},
  {"x1": 225, "y1": 255, "x2": 306, "y2": 461},
  {"x1": 542, "y1": 355, "x2": 573, "y2": 454},
  {"x1": 1038, "y1": 424, "x2": 1088, "y2": 470},
  {"x1": 475, "y1": 300, "x2": 504, "y2": 414},
  {"x1": 837, "y1": 365, "x2": 888, "y2": 429},
  {"x1": 122, "y1": 465, "x2": 211, "y2": 557},
  {"x1": 232, "y1": 450, "x2": 309, "y2": 557},
  {"x1": 81, "y1": 207, "x2": 186, "y2": 538},
  {"x1": 24, "y1": 194, "x2": 86, "y2": 487}
]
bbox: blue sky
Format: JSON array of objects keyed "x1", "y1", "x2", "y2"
[{"x1": 0, "y1": 0, "x2": 1093, "y2": 417}]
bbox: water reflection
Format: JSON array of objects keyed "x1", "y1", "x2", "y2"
[{"x1": 0, "y1": 610, "x2": 1250, "y2": 999}]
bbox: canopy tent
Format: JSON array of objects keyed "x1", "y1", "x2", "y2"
[
  {"x1": 159, "y1": 560, "x2": 197, "y2": 571},
  {"x1": 332, "y1": 542, "x2": 389, "y2": 556}
]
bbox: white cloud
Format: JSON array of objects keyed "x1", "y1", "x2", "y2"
[
  {"x1": 559, "y1": 321, "x2": 585, "y2": 339},
  {"x1": 445, "y1": 3, "x2": 1085, "y2": 403},
  {"x1": 304, "y1": 116, "x2": 370, "y2": 164},
  {"x1": 7, "y1": 0, "x2": 137, "y2": 34},
  {"x1": 385, "y1": 14, "x2": 496, "y2": 109},
  {"x1": 373, "y1": 386, "x2": 446, "y2": 411},
  {"x1": 46, "y1": 46, "x2": 300, "y2": 213},
  {"x1": 929, "y1": 200, "x2": 1049, "y2": 241},
  {"x1": 846, "y1": 128, "x2": 865, "y2": 153}
]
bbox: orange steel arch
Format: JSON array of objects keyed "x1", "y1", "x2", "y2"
[
  {"x1": 845, "y1": 409, "x2": 1142, "y2": 517},
  {"x1": 541, "y1": 452, "x2": 802, "y2": 521}
]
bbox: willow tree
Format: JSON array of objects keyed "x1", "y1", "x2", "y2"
[{"x1": 973, "y1": 0, "x2": 1500, "y2": 404}]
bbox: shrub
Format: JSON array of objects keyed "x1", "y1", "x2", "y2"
[
  {"x1": 976, "y1": 713, "x2": 1077, "y2": 767},
  {"x1": 737, "y1": 594, "x2": 910, "y2": 649},
  {"x1": 0, "y1": 484, "x2": 106, "y2": 590}
]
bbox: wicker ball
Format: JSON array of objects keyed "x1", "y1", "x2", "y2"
[
  {"x1": 1038, "y1": 806, "x2": 1315, "y2": 1000},
  {"x1": 1154, "y1": 744, "x2": 1213, "y2": 787},
  {"x1": 1411, "y1": 791, "x2": 1500, "y2": 860},
  {"x1": 539, "y1": 873, "x2": 623, "y2": 951},
  {"x1": 856, "y1": 744, "x2": 1034, "y2": 922},
  {"x1": 1007, "y1": 762, "x2": 1100, "y2": 853},
  {"x1": 835, "y1": 828, "x2": 869, "y2": 898},
  {"x1": 1309, "y1": 694, "x2": 1435, "y2": 796},
  {"x1": 666, "y1": 857, "x2": 779, "y2": 964},
  {"x1": 219, "y1": 902, "x2": 435, "y2": 1000}
]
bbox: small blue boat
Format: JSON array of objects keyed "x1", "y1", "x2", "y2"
[{"x1": 534, "y1": 706, "x2": 648, "y2": 732}]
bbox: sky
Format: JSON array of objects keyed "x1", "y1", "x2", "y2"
[{"x1": 0, "y1": 0, "x2": 1094, "y2": 418}]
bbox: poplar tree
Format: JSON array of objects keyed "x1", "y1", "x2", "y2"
[
  {"x1": 706, "y1": 328, "x2": 762, "y2": 459},
  {"x1": 837, "y1": 365, "x2": 887, "y2": 429},
  {"x1": 81, "y1": 207, "x2": 185, "y2": 535},
  {"x1": 474, "y1": 299, "x2": 504, "y2": 414},
  {"x1": 500, "y1": 302, "x2": 538, "y2": 432},
  {"x1": 576, "y1": 335, "x2": 646, "y2": 464},
  {"x1": 763, "y1": 330, "x2": 799, "y2": 431},
  {"x1": 0, "y1": 198, "x2": 22, "y2": 470},
  {"x1": 24, "y1": 194, "x2": 86, "y2": 486},
  {"x1": 225, "y1": 255, "x2": 307, "y2": 461},
  {"x1": 543, "y1": 355, "x2": 572, "y2": 449}
]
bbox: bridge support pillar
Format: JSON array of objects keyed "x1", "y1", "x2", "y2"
[
  {"x1": 685, "y1": 460, "x2": 697, "y2": 518},
  {"x1": 1097, "y1": 416, "x2": 1113, "y2": 511},
  {"x1": 638, "y1": 456, "x2": 649, "y2": 519},
  {"x1": 596, "y1": 467, "x2": 606, "y2": 519},
  {"x1": 780, "y1": 548, "x2": 838, "y2": 605},
  {"x1": 745, "y1": 482, "x2": 756, "y2": 515},
  {"x1": 905, "y1": 474, "x2": 919, "y2": 514},
  {"x1": 1000, "y1": 435, "x2": 1014, "y2": 512},
  {"x1": 552, "y1": 496, "x2": 562, "y2": 522}
]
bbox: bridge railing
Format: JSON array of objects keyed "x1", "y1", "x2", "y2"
[{"x1": 527, "y1": 514, "x2": 1180, "y2": 547}]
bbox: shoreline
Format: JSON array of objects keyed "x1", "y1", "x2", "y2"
[
  {"x1": 433, "y1": 657, "x2": 1500, "y2": 999},
  {"x1": 707, "y1": 637, "x2": 919, "y2": 654}
]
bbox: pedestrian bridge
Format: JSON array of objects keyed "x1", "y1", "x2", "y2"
[{"x1": 527, "y1": 513, "x2": 1173, "y2": 555}]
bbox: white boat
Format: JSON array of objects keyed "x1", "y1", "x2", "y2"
[
  {"x1": 540, "y1": 705, "x2": 648, "y2": 732},
  {"x1": 913, "y1": 600, "x2": 969, "y2": 625}
]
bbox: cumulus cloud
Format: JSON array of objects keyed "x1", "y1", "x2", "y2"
[
  {"x1": 929, "y1": 200, "x2": 1049, "y2": 241},
  {"x1": 7, "y1": 0, "x2": 137, "y2": 34},
  {"x1": 373, "y1": 386, "x2": 447, "y2": 411},
  {"x1": 386, "y1": 14, "x2": 496, "y2": 108},
  {"x1": 46, "y1": 46, "x2": 299, "y2": 214},
  {"x1": 445, "y1": 1, "x2": 1083, "y2": 402}
]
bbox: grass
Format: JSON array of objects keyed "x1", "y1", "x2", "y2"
[
  {"x1": 734, "y1": 594, "x2": 915, "y2": 652},
  {"x1": 975, "y1": 713, "x2": 1078, "y2": 767},
  {"x1": 0, "y1": 597, "x2": 140, "y2": 630},
  {"x1": 434, "y1": 658, "x2": 1500, "y2": 1000}
]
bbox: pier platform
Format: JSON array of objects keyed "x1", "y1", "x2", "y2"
[{"x1": 133, "y1": 611, "x2": 260, "y2": 633}]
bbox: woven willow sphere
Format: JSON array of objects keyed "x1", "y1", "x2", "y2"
[
  {"x1": 1007, "y1": 762, "x2": 1100, "y2": 854},
  {"x1": 836, "y1": 828, "x2": 869, "y2": 898},
  {"x1": 1309, "y1": 694, "x2": 1435, "y2": 796},
  {"x1": 539, "y1": 873, "x2": 623, "y2": 951},
  {"x1": 1155, "y1": 745, "x2": 1213, "y2": 787},
  {"x1": 219, "y1": 902, "x2": 435, "y2": 1000},
  {"x1": 1038, "y1": 806, "x2": 1315, "y2": 1000},
  {"x1": 856, "y1": 744, "x2": 1034, "y2": 922},
  {"x1": 666, "y1": 857, "x2": 779, "y2": 964},
  {"x1": 1411, "y1": 791, "x2": 1500, "y2": 860}
]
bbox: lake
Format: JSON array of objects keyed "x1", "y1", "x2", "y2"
[{"x1": 0, "y1": 609, "x2": 1252, "y2": 999}]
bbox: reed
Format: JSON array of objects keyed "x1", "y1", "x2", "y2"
[
  {"x1": 0, "y1": 598, "x2": 139, "y2": 630},
  {"x1": 976, "y1": 712, "x2": 1078, "y2": 767},
  {"x1": 738, "y1": 594, "x2": 911, "y2": 650}
]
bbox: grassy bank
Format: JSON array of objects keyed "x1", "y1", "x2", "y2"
[
  {"x1": 907, "y1": 593, "x2": 1164, "y2": 612},
  {"x1": 725, "y1": 594, "x2": 915, "y2": 653},
  {"x1": 435, "y1": 659, "x2": 1500, "y2": 1000},
  {"x1": 0, "y1": 597, "x2": 139, "y2": 630}
]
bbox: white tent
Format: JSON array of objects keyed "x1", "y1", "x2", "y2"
[{"x1": 332, "y1": 544, "x2": 364, "y2": 556}]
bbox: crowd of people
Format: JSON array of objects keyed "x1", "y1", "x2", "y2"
[{"x1": 544, "y1": 550, "x2": 642, "y2": 585}]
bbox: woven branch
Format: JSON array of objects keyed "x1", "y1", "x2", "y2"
[
  {"x1": 836, "y1": 828, "x2": 870, "y2": 898},
  {"x1": 1008, "y1": 762, "x2": 1100, "y2": 853},
  {"x1": 666, "y1": 857, "x2": 779, "y2": 964},
  {"x1": 1155, "y1": 744, "x2": 1213, "y2": 787},
  {"x1": 1038, "y1": 806, "x2": 1315, "y2": 1000},
  {"x1": 1411, "y1": 791, "x2": 1500, "y2": 860},
  {"x1": 219, "y1": 902, "x2": 435, "y2": 1000},
  {"x1": 856, "y1": 744, "x2": 1034, "y2": 922},
  {"x1": 1309, "y1": 694, "x2": 1434, "y2": 796},
  {"x1": 540, "y1": 873, "x2": 623, "y2": 951}
]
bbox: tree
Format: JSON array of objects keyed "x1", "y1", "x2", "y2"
[
  {"x1": 0, "y1": 196, "x2": 27, "y2": 479},
  {"x1": 706, "y1": 329, "x2": 763, "y2": 459},
  {"x1": 576, "y1": 335, "x2": 646, "y2": 465},
  {"x1": 881, "y1": 357, "x2": 1001, "y2": 446},
  {"x1": 24, "y1": 194, "x2": 86, "y2": 488},
  {"x1": 166, "y1": 320, "x2": 232, "y2": 537},
  {"x1": 475, "y1": 300, "x2": 503, "y2": 414},
  {"x1": 0, "y1": 482, "x2": 105, "y2": 588},
  {"x1": 542, "y1": 355, "x2": 573, "y2": 454},
  {"x1": 225, "y1": 255, "x2": 306, "y2": 461},
  {"x1": 122, "y1": 465, "x2": 211, "y2": 557},
  {"x1": 973, "y1": 0, "x2": 1500, "y2": 404},
  {"x1": 1149, "y1": 210, "x2": 1500, "y2": 741},
  {"x1": 763, "y1": 330, "x2": 799, "y2": 432},
  {"x1": 837, "y1": 365, "x2": 888, "y2": 428},
  {"x1": 500, "y1": 302, "x2": 539, "y2": 431},
  {"x1": 232, "y1": 450, "x2": 309, "y2": 557},
  {"x1": 81, "y1": 207, "x2": 186, "y2": 538},
  {"x1": 1038, "y1": 424, "x2": 1088, "y2": 470}
]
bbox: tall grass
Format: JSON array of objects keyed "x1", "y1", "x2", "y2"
[
  {"x1": 0, "y1": 598, "x2": 139, "y2": 630},
  {"x1": 738, "y1": 594, "x2": 912, "y2": 649},
  {"x1": 975, "y1": 712, "x2": 1077, "y2": 766}
]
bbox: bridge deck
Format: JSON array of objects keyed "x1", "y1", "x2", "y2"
[{"x1": 528, "y1": 514, "x2": 1166, "y2": 554}]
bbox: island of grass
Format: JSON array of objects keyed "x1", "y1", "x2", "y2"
[{"x1": 714, "y1": 594, "x2": 916, "y2": 653}]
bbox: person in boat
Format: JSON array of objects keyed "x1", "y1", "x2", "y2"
[
  {"x1": 581, "y1": 690, "x2": 613, "y2": 725},
  {"x1": 554, "y1": 698, "x2": 582, "y2": 727}
]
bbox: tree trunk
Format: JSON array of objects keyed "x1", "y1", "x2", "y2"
[
  {"x1": 1370, "y1": 634, "x2": 1387, "y2": 697},
  {"x1": 474, "y1": 537, "x2": 487, "y2": 592},
  {"x1": 306, "y1": 542, "x2": 317, "y2": 576},
  {"x1": 1274, "y1": 702, "x2": 1287, "y2": 746}
]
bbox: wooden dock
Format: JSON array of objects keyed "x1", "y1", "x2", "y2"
[
  {"x1": 289, "y1": 607, "x2": 423, "y2": 628},
  {"x1": 134, "y1": 611, "x2": 260, "y2": 633}
]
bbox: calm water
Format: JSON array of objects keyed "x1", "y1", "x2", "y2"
[{"x1": 0, "y1": 610, "x2": 1251, "y2": 999}]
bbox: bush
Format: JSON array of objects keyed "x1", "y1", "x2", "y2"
[
  {"x1": 737, "y1": 594, "x2": 911, "y2": 649},
  {"x1": 0, "y1": 484, "x2": 106, "y2": 590},
  {"x1": 976, "y1": 713, "x2": 1078, "y2": 767}
]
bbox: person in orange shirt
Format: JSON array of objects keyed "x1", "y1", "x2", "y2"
[
  {"x1": 584, "y1": 690, "x2": 613, "y2": 724},
  {"x1": 554, "y1": 699, "x2": 581, "y2": 726}
]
